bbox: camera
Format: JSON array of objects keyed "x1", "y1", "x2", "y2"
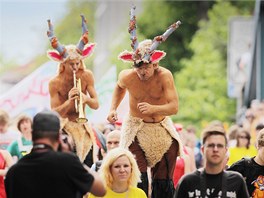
[{"x1": 58, "y1": 130, "x2": 73, "y2": 152}]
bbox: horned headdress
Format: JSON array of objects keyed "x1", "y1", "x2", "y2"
[
  {"x1": 118, "y1": 6, "x2": 181, "y2": 66},
  {"x1": 47, "y1": 15, "x2": 95, "y2": 63}
]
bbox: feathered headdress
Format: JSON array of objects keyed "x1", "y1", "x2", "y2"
[
  {"x1": 118, "y1": 6, "x2": 181, "y2": 66},
  {"x1": 47, "y1": 15, "x2": 96, "y2": 62}
]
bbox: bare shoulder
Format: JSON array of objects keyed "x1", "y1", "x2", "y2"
[
  {"x1": 84, "y1": 69, "x2": 94, "y2": 75},
  {"x1": 119, "y1": 69, "x2": 135, "y2": 81},
  {"x1": 119, "y1": 69, "x2": 133, "y2": 78},
  {"x1": 157, "y1": 66, "x2": 174, "y2": 80},
  {"x1": 83, "y1": 69, "x2": 94, "y2": 78},
  {"x1": 49, "y1": 76, "x2": 60, "y2": 88},
  {"x1": 82, "y1": 69, "x2": 95, "y2": 83},
  {"x1": 117, "y1": 69, "x2": 135, "y2": 88}
]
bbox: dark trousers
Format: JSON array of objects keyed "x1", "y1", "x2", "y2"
[{"x1": 129, "y1": 138, "x2": 179, "y2": 198}]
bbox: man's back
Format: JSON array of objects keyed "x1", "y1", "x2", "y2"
[{"x1": 5, "y1": 150, "x2": 94, "y2": 198}]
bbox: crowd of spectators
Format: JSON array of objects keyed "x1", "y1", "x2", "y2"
[{"x1": 1, "y1": 100, "x2": 264, "y2": 197}]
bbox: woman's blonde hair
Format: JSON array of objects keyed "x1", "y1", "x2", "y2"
[{"x1": 99, "y1": 147, "x2": 141, "y2": 188}]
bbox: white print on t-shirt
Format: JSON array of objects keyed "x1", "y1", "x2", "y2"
[{"x1": 187, "y1": 188, "x2": 237, "y2": 198}]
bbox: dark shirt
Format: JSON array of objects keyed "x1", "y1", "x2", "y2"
[
  {"x1": 228, "y1": 157, "x2": 264, "y2": 197},
  {"x1": 5, "y1": 149, "x2": 94, "y2": 198},
  {"x1": 174, "y1": 169, "x2": 249, "y2": 198}
]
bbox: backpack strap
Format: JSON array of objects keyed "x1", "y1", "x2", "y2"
[
  {"x1": 222, "y1": 171, "x2": 229, "y2": 198},
  {"x1": 199, "y1": 169, "x2": 206, "y2": 198},
  {"x1": 242, "y1": 157, "x2": 252, "y2": 167},
  {"x1": 242, "y1": 157, "x2": 253, "y2": 180}
]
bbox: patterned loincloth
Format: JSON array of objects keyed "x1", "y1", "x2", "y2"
[
  {"x1": 63, "y1": 121, "x2": 95, "y2": 162},
  {"x1": 120, "y1": 115, "x2": 183, "y2": 167}
]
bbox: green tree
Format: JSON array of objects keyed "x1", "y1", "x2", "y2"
[
  {"x1": 171, "y1": 1, "x2": 254, "y2": 130},
  {"x1": 107, "y1": 0, "x2": 254, "y2": 130},
  {"x1": 138, "y1": 0, "x2": 215, "y2": 73}
]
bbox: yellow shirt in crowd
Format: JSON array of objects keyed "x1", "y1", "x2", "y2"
[
  {"x1": 88, "y1": 186, "x2": 147, "y2": 198},
  {"x1": 227, "y1": 145, "x2": 257, "y2": 166}
]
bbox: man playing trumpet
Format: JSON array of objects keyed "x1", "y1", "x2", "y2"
[{"x1": 47, "y1": 15, "x2": 99, "y2": 163}]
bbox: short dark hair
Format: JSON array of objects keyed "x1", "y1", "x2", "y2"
[
  {"x1": 32, "y1": 130, "x2": 59, "y2": 143},
  {"x1": 17, "y1": 115, "x2": 32, "y2": 132},
  {"x1": 201, "y1": 125, "x2": 227, "y2": 145}
]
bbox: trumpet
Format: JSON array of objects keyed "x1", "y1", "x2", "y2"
[{"x1": 73, "y1": 71, "x2": 88, "y2": 123}]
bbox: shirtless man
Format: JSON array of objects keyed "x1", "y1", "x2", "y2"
[
  {"x1": 107, "y1": 39, "x2": 183, "y2": 198},
  {"x1": 47, "y1": 16, "x2": 99, "y2": 163}
]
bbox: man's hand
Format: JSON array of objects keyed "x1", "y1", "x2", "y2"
[
  {"x1": 107, "y1": 110, "x2": 118, "y2": 124},
  {"x1": 68, "y1": 87, "x2": 79, "y2": 101},
  {"x1": 68, "y1": 87, "x2": 87, "y2": 106},
  {"x1": 137, "y1": 102, "x2": 154, "y2": 115}
]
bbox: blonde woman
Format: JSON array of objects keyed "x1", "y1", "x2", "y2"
[{"x1": 88, "y1": 148, "x2": 147, "y2": 198}]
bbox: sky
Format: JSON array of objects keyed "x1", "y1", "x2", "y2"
[{"x1": 0, "y1": 0, "x2": 68, "y2": 65}]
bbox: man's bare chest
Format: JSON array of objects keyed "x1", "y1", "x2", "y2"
[
  {"x1": 57, "y1": 79, "x2": 87, "y2": 97},
  {"x1": 128, "y1": 83, "x2": 164, "y2": 102}
]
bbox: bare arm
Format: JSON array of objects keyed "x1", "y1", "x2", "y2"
[
  {"x1": 83, "y1": 165, "x2": 106, "y2": 196},
  {"x1": 185, "y1": 146, "x2": 196, "y2": 171},
  {"x1": 107, "y1": 71, "x2": 127, "y2": 123},
  {"x1": 83, "y1": 71, "x2": 99, "y2": 110},
  {"x1": 183, "y1": 155, "x2": 191, "y2": 174},
  {"x1": 49, "y1": 80, "x2": 74, "y2": 118},
  {"x1": 0, "y1": 150, "x2": 14, "y2": 176},
  {"x1": 154, "y1": 71, "x2": 179, "y2": 115}
]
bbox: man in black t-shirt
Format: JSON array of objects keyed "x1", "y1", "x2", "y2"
[
  {"x1": 5, "y1": 110, "x2": 106, "y2": 198},
  {"x1": 228, "y1": 128, "x2": 264, "y2": 197},
  {"x1": 174, "y1": 125, "x2": 249, "y2": 198}
]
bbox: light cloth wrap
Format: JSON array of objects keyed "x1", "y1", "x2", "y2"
[
  {"x1": 120, "y1": 115, "x2": 183, "y2": 167},
  {"x1": 63, "y1": 121, "x2": 94, "y2": 162}
]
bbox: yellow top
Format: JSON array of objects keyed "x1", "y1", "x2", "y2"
[
  {"x1": 227, "y1": 145, "x2": 257, "y2": 166},
  {"x1": 88, "y1": 186, "x2": 147, "y2": 198}
]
